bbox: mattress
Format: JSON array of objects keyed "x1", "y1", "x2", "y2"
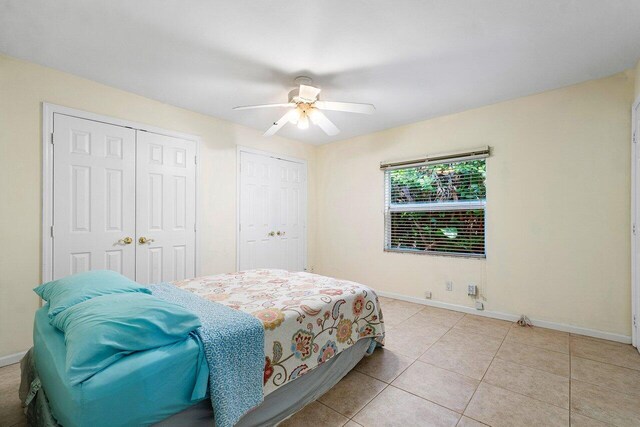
[
  {"x1": 174, "y1": 269, "x2": 386, "y2": 396},
  {"x1": 32, "y1": 307, "x2": 209, "y2": 427}
]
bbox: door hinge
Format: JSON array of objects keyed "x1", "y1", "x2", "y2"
[
  {"x1": 50, "y1": 133, "x2": 54, "y2": 144},
  {"x1": 50, "y1": 225, "x2": 54, "y2": 238},
  {"x1": 634, "y1": 315, "x2": 637, "y2": 328},
  {"x1": 239, "y1": 223, "x2": 242, "y2": 232},
  {"x1": 194, "y1": 155, "x2": 198, "y2": 165},
  {"x1": 634, "y1": 224, "x2": 637, "y2": 236},
  {"x1": 634, "y1": 130, "x2": 638, "y2": 144}
]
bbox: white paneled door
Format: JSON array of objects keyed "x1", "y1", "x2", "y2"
[
  {"x1": 136, "y1": 132, "x2": 197, "y2": 285},
  {"x1": 51, "y1": 112, "x2": 197, "y2": 283},
  {"x1": 634, "y1": 101, "x2": 640, "y2": 351},
  {"x1": 53, "y1": 114, "x2": 137, "y2": 279},
  {"x1": 272, "y1": 157, "x2": 305, "y2": 271},
  {"x1": 239, "y1": 150, "x2": 306, "y2": 271}
]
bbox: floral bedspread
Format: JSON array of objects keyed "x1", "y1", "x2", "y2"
[{"x1": 173, "y1": 269, "x2": 385, "y2": 396}]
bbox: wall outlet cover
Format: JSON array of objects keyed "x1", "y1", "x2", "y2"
[
  {"x1": 467, "y1": 284, "x2": 478, "y2": 296},
  {"x1": 475, "y1": 301, "x2": 484, "y2": 310},
  {"x1": 446, "y1": 281, "x2": 453, "y2": 291},
  {"x1": 425, "y1": 291, "x2": 432, "y2": 299}
]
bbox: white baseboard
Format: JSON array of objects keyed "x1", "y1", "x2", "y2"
[
  {"x1": 0, "y1": 350, "x2": 27, "y2": 368},
  {"x1": 376, "y1": 290, "x2": 632, "y2": 344}
]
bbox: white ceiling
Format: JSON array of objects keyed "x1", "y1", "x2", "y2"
[{"x1": 2, "y1": 1, "x2": 640, "y2": 144}]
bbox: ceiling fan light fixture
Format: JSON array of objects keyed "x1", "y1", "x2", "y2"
[
  {"x1": 297, "y1": 113, "x2": 309, "y2": 130},
  {"x1": 307, "y1": 108, "x2": 319, "y2": 124}
]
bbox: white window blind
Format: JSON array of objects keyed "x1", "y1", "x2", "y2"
[{"x1": 383, "y1": 148, "x2": 488, "y2": 257}]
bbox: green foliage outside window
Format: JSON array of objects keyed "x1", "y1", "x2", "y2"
[
  {"x1": 387, "y1": 160, "x2": 486, "y2": 256},
  {"x1": 389, "y1": 160, "x2": 486, "y2": 204}
]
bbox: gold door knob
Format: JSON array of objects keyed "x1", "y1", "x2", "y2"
[
  {"x1": 138, "y1": 237, "x2": 155, "y2": 244},
  {"x1": 276, "y1": 231, "x2": 286, "y2": 236},
  {"x1": 267, "y1": 231, "x2": 275, "y2": 237},
  {"x1": 118, "y1": 237, "x2": 133, "y2": 245}
]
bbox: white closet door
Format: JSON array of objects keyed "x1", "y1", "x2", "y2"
[
  {"x1": 634, "y1": 104, "x2": 640, "y2": 350},
  {"x1": 239, "y1": 151, "x2": 279, "y2": 270},
  {"x1": 239, "y1": 151, "x2": 306, "y2": 271},
  {"x1": 136, "y1": 131, "x2": 196, "y2": 284},
  {"x1": 272, "y1": 158, "x2": 305, "y2": 271},
  {"x1": 52, "y1": 114, "x2": 136, "y2": 280}
]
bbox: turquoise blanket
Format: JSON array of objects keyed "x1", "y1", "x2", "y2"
[{"x1": 149, "y1": 284, "x2": 265, "y2": 427}]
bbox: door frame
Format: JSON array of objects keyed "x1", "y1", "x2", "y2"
[
  {"x1": 236, "y1": 146, "x2": 308, "y2": 272},
  {"x1": 41, "y1": 102, "x2": 201, "y2": 283},
  {"x1": 632, "y1": 97, "x2": 640, "y2": 348}
]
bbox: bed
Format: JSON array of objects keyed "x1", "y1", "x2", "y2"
[{"x1": 21, "y1": 269, "x2": 385, "y2": 426}]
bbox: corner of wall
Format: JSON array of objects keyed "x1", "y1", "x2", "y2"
[{"x1": 635, "y1": 59, "x2": 640, "y2": 100}]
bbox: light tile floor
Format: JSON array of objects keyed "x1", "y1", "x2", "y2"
[
  {"x1": 2, "y1": 297, "x2": 640, "y2": 426},
  {"x1": 281, "y1": 297, "x2": 640, "y2": 427}
]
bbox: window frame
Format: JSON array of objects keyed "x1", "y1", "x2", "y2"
[{"x1": 383, "y1": 159, "x2": 487, "y2": 258}]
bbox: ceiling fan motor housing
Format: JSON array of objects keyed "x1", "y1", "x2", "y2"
[
  {"x1": 293, "y1": 76, "x2": 313, "y2": 86},
  {"x1": 288, "y1": 89, "x2": 319, "y2": 104},
  {"x1": 289, "y1": 76, "x2": 318, "y2": 103}
]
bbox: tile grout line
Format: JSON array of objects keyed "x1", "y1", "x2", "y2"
[
  {"x1": 313, "y1": 400, "x2": 354, "y2": 424},
  {"x1": 567, "y1": 348, "x2": 640, "y2": 425},
  {"x1": 459, "y1": 320, "x2": 511, "y2": 419},
  {"x1": 410, "y1": 312, "x2": 509, "y2": 381},
  {"x1": 491, "y1": 353, "x2": 569, "y2": 379},
  {"x1": 566, "y1": 351, "x2": 640, "y2": 373},
  {"x1": 469, "y1": 326, "x2": 574, "y2": 413},
  {"x1": 391, "y1": 311, "x2": 474, "y2": 424},
  {"x1": 570, "y1": 372, "x2": 640, "y2": 398},
  {"x1": 344, "y1": 382, "x2": 391, "y2": 423},
  {"x1": 478, "y1": 376, "x2": 571, "y2": 412},
  {"x1": 348, "y1": 307, "x2": 467, "y2": 424},
  {"x1": 504, "y1": 338, "x2": 570, "y2": 356},
  {"x1": 383, "y1": 311, "x2": 459, "y2": 360},
  {"x1": 316, "y1": 370, "x2": 392, "y2": 422},
  {"x1": 342, "y1": 302, "x2": 430, "y2": 424},
  {"x1": 466, "y1": 322, "x2": 639, "y2": 419},
  {"x1": 383, "y1": 308, "x2": 530, "y2": 422},
  {"x1": 504, "y1": 321, "x2": 572, "y2": 353},
  {"x1": 406, "y1": 358, "x2": 486, "y2": 383},
  {"x1": 371, "y1": 383, "x2": 472, "y2": 421}
]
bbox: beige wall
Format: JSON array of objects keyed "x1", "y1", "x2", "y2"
[
  {"x1": 0, "y1": 54, "x2": 317, "y2": 357},
  {"x1": 315, "y1": 71, "x2": 634, "y2": 337}
]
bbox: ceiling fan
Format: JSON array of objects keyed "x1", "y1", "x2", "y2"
[{"x1": 233, "y1": 76, "x2": 375, "y2": 137}]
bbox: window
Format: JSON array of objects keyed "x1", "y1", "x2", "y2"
[{"x1": 383, "y1": 150, "x2": 487, "y2": 257}]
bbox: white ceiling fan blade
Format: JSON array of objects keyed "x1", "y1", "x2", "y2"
[
  {"x1": 233, "y1": 103, "x2": 295, "y2": 111},
  {"x1": 310, "y1": 109, "x2": 340, "y2": 136},
  {"x1": 315, "y1": 101, "x2": 375, "y2": 114},
  {"x1": 263, "y1": 110, "x2": 294, "y2": 137},
  {"x1": 298, "y1": 84, "x2": 321, "y2": 101}
]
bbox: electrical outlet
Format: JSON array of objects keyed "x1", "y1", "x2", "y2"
[
  {"x1": 446, "y1": 281, "x2": 453, "y2": 291},
  {"x1": 468, "y1": 284, "x2": 478, "y2": 296},
  {"x1": 424, "y1": 291, "x2": 432, "y2": 299},
  {"x1": 475, "y1": 301, "x2": 484, "y2": 310}
]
